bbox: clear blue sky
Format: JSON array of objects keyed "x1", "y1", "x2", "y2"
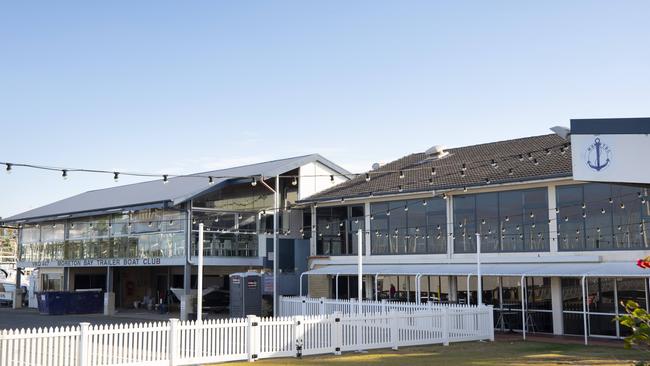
[{"x1": 1, "y1": 1, "x2": 649, "y2": 218}]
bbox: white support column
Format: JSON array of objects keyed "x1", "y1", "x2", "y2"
[
  {"x1": 548, "y1": 184, "x2": 559, "y2": 252},
  {"x1": 104, "y1": 267, "x2": 115, "y2": 316},
  {"x1": 520, "y1": 275, "x2": 526, "y2": 340},
  {"x1": 273, "y1": 175, "x2": 280, "y2": 317},
  {"x1": 476, "y1": 233, "x2": 482, "y2": 306},
  {"x1": 197, "y1": 223, "x2": 204, "y2": 322},
  {"x1": 581, "y1": 275, "x2": 588, "y2": 345},
  {"x1": 357, "y1": 229, "x2": 363, "y2": 308},
  {"x1": 12, "y1": 268, "x2": 23, "y2": 309},
  {"x1": 335, "y1": 273, "x2": 340, "y2": 300},
  {"x1": 550, "y1": 277, "x2": 564, "y2": 335}
]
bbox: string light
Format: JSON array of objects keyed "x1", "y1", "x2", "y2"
[
  {"x1": 113, "y1": 172, "x2": 119, "y2": 182},
  {"x1": 365, "y1": 173, "x2": 370, "y2": 182},
  {"x1": 399, "y1": 170, "x2": 404, "y2": 179},
  {"x1": 292, "y1": 177, "x2": 298, "y2": 186},
  {"x1": 431, "y1": 167, "x2": 436, "y2": 176},
  {"x1": 62, "y1": 170, "x2": 68, "y2": 180},
  {"x1": 5, "y1": 163, "x2": 12, "y2": 174},
  {"x1": 162, "y1": 175, "x2": 168, "y2": 184},
  {"x1": 251, "y1": 177, "x2": 257, "y2": 187}
]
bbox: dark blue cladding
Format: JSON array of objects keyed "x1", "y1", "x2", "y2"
[{"x1": 571, "y1": 118, "x2": 650, "y2": 135}]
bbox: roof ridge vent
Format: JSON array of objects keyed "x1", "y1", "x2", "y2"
[{"x1": 425, "y1": 145, "x2": 449, "y2": 159}]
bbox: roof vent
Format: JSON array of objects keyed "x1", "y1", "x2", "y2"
[{"x1": 425, "y1": 145, "x2": 448, "y2": 159}]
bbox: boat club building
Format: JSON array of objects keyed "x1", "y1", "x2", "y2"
[
  {"x1": 299, "y1": 131, "x2": 650, "y2": 340},
  {"x1": 2, "y1": 155, "x2": 350, "y2": 318}
]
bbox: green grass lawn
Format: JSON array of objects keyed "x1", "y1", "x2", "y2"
[{"x1": 223, "y1": 341, "x2": 650, "y2": 366}]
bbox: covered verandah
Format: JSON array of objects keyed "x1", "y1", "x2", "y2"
[{"x1": 300, "y1": 262, "x2": 650, "y2": 344}]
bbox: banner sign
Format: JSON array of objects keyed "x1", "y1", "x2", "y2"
[{"x1": 570, "y1": 118, "x2": 650, "y2": 185}]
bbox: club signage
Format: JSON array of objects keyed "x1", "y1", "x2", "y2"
[
  {"x1": 20, "y1": 257, "x2": 184, "y2": 268},
  {"x1": 570, "y1": 118, "x2": 650, "y2": 184}
]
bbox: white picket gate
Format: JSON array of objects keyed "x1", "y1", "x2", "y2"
[{"x1": 0, "y1": 307, "x2": 493, "y2": 366}]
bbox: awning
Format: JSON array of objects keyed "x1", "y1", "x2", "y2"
[{"x1": 304, "y1": 262, "x2": 650, "y2": 278}]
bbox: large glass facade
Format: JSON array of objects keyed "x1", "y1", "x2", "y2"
[
  {"x1": 19, "y1": 209, "x2": 187, "y2": 262},
  {"x1": 369, "y1": 198, "x2": 447, "y2": 255},
  {"x1": 557, "y1": 183, "x2": 650, "y2": 251},
  {"x1": 316, "y1": 205, "x2": 365, "y2": 255},
  {"x1": 454, "y1": 188, "x2": 549, "y2": 253},
  {"x1": 190, "y1": 210, "x2": 259, "y2": 257}
]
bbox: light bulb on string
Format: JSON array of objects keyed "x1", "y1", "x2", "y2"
[
  {"x1": 251, "y1": 177, "x2": 257, "y2": 187},
  {"x1": 113, "y1": 172, "x2": 119, "y2": 182},
  {"x1": 5, "y1": 163, "x2": 11, "y2": 174},
  {"x1": 365, "y1": 173, "x2": 370, "y2": 182},
  {"x1": 208, "y1": 176, "x2": 214, "y2": 185},
  {"x1": 62, "y1": 170, "x2": 68, "y2": 180},
  {"x1": 162, "y1": 175, "x2": 168, "y2": 184},
  {"x1": 399, "y1": 170, "x2": 404, "y2": 179}
]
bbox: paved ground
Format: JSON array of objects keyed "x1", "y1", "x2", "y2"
[{"x1": 0, "y1": 307, "x2": 229, "y2": 330}]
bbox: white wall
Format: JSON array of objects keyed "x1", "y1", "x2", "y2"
[{"x1": 298, "y1": 162, "x2": 348, "y2": 200}]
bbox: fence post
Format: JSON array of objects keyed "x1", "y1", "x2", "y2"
[
  {"x1": 294, "y1": 315, "x2": 304, "y2": 358},
  {"x1": 319, "y1": 297, "x2": 326, "y2": 315},
  {"x1": 442, "y1": 307, "x2": 449, "y2": 346},
  {"x1": 381, "y1": 299, "x2": 387, "y2": 314},
  {"x1": 247, "y1": 315, "x2": 260, "y2": 362},
  {"x1": 168, "y1": 319, "x2": 179, "y2": 366},
  {"x1": 333, "y1": 312, "x2": 343, "y2": 355},
  {"x1": 301, "y1": 298, "x2": 307, "y2": 316},
  {"x1": 487, "y1": 306, "x2": 495, "y2": 341},
  {"x1": 78, "y1": 322, "x2": 90, "y2": 366},
  {"x1": 389, "y1": 312, "x2": 399, "y2": 350},
  {"x1": 196, "y1": 319, "x2": 203, "y2": 361}
]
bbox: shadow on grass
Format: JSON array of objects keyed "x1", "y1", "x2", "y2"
[{"x1": 223, "y1": 341, "x2": 650, "y2": 366}]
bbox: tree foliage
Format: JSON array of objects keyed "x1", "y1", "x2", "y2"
[{"x1": 618, "y1": 300, "x2": 650, "y2": 349}]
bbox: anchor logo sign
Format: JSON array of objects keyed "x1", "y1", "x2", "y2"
[{"x1": 585, "y1": 137, "x2": 612, "y2": 172}]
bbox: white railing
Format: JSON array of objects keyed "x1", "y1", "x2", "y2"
[
  {"x1": 279, "y1": 296, "x2": 480, "y2": 317},
  {"x1": 0, "y1": 309, "x2": 493, "y2": 366}
]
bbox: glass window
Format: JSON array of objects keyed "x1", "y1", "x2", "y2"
[
  {"x1": 527, "y1": 277, "x2": 551, "y2": 310},
  {"x1": 131, "y1": 209, "x2": 162, "y2": 234},
  {"x1": 370, "y1": 203, "x2": 389, "y2": 255},
  {"x1": 388, "y1": 201, "x2": 407, "y2": 254},
  {"x1": 617, "y1": 278, "x2": 647, "y2": 312},
  {"x1": 453, "y1": 195, "x2": 476, "y2": 253},
  {"x1": 587, "y1": 277, "x2": 616, "y2": 313},
  {"x1": 453, "y1": 188, "x2": 548, "y2": 253},
  {"x1": 557, "y1": 185, "x2": 585, "y2": 250},
  {"x1": 499, "y1": 190, "x2": 524, "y2": 251},
  {"x1": 584, "y1": 184, "x2": 614, "y2": 250},
  {"x1": 558, "y1": 183, "x2": 650, "y2": 251},
  {"x1": 477, "y1": 193, "x2": 500, "y2": 252},
  {"x1": 425, "y1": 198, "x2": 447, "y2": 254}
]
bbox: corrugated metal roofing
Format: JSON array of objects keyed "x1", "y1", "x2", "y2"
[
  {"x1": 304, "y1": 262, "x2": 650, "y2": 277},
  {"x1": 302, "y1": 134, "x2": 572, "y2": 202},
  {"x1": 4, "y1": 154, "x2": 350, "y2": 222}
]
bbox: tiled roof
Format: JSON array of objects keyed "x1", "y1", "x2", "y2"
[{"x1": 302, "y1": 134, "x2": 572, "y2": 202}]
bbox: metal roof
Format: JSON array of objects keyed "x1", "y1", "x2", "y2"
[
  {"x1": 304, "y1": 262, "x2": 650, "y2": 278},
  {"x1": 4, "y1": 154, "x2": 350, "y2": 222}
]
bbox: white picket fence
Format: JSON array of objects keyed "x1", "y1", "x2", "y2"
[
  {"x1": 279, "y1": 295, "x2": 480, "y2": 317},
  {"x1": 0, "y1": 308, "x2": 493, "y2": 366}
]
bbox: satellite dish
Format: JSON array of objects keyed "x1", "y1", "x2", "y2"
[{"x1": 371, "y1": 163, "x2": 380, "y2": 170}]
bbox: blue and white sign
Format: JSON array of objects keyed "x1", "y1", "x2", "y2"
[{"x1": 571, "y1": 118, "x2": 650, "y2": 184}]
